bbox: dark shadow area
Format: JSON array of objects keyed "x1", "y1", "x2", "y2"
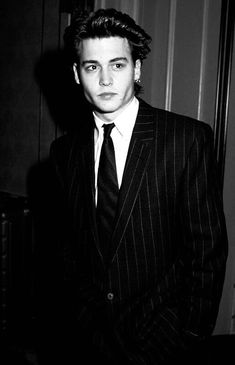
[
  {"x1": 0, "y1": 166, "x2": 67, "y2": 364},
  {"x1": 207, "y1": 334, "x2": 235, "y2": 364},
  {"x1": 26, "y1": 159, "x2": 65, "y2": 364},
  {"x1": 34, "y1": 48, "x2": 92, "y2": 133},
  {"x1": 0, "y1": 49, "x2": 93, "y2": 363},
  {"x1": 181, "y1": 334, "x2": 235, "y2": 365},
  {"x1": 0, "y1": 192, "x2": 38, "y2": 364},
  {"x1": 23, "y1": 49, "x2": 92, "y2": 363}
]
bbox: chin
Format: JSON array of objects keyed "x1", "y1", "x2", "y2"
[{"x1": 96, "y1": 103, "x2": 119, "y2": 113}]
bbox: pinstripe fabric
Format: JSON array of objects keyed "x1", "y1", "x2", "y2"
[{"x1": 50, "y1": 99, "x2": 227, "y2": 364}]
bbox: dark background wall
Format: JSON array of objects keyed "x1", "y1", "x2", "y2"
[{"x1": 0, "y1": 0, "x2": 44, "y2": 195}]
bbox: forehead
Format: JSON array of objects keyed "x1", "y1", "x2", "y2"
[{"x1": 78, "y1": 36, "x2": 132, "y2": 62}]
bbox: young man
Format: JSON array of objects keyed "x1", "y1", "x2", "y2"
[{"x1": 50, "y1": 8, "x2": 228, "y2": 365}]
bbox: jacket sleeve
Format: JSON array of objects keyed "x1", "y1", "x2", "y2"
[{"x1": 178, "y1": 124, "x2": 228, "y2": 336}]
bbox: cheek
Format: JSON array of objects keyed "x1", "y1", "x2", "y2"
[
  {"x1": 122, "y1": 75, "x2": 135, "y2": 93},
  {"x1": 79, "y1": 73, "x2": 95, "y2": 88},
  {"x1": 83, "y1": 88, "x2": 95, "y2": 103},
  {"x1": 82, "y1": 80, "x2": 96, "y2": 96},
  {"x1": 118, "y1": 73, "x2": 134, "y2": 88}
]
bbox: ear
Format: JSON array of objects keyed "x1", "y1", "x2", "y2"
[
  {"x1": 73, "y1": 63, "x2": 80, "y2": 84},
  {"x1": 134, "y1": 59, "x2": 141, "y2": 81}
]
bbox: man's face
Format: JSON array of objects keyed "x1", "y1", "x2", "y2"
[{"x1": 73, "y1": 36, "x2": 141, "y2": 122}]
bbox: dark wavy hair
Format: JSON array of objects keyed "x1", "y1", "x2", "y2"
[
  {"x1": 64, "y1": 8, "x2": 151, "y2": 63},
  {"x1": 64, "y1": 8, "x2": 152, "y2": 94}
]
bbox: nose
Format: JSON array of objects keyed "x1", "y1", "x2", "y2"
[{"x1": 99, "y1": 68, "x2": 112, "y2": 86}]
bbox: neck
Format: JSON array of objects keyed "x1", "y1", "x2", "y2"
[{"x1": 94, "y1": 96, "x2": 135, "y2": 122}]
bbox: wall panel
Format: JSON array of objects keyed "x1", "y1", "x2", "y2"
[
  {"x1": 199, "y1": 0, "x2": 221, "y2": 124},
  {"x1": 171, "y1": 0, "x2": 205, "y2": 119},
  {"x1": 0, "y1": 0, "x2": 44, "y2": 195},
  {"x1": 38, "y1": 0, "x2": 62, "y2": 161}
]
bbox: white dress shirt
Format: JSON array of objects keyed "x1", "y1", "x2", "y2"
[{"x1": 94, "y1": 97, "x2": 139, "y2": 202}]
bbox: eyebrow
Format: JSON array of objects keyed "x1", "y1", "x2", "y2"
[{"x1": 81, "y1": 57, "x2": 128, "y2": 66}]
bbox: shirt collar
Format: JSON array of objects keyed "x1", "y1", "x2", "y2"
[{"x1": 94, "y1": 96, "x2": 139, "y2": 139}]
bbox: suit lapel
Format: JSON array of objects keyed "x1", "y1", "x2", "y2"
[
  {"x1": 76, "y1": 100, "x2": 156, "y2": 267},
  {"x1": 108, "y1": 100, "x2": 156, "y2": 263}
]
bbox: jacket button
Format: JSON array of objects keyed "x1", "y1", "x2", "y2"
[{"x1": 107, "y1": 292, "x2": 114, "y2": 301}]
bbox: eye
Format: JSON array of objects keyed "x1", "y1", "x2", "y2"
[
  {"x1": 86, "y1": 64, "x2": 97, "y2": 72},
  {"x1": 112, "y1": 63, "x2": 125, "y2": 70}
]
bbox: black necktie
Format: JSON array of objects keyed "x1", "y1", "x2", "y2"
[{"x1": 96, "y1": 123, "x2": 119, "y2": 258}]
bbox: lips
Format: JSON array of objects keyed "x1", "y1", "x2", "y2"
[{"x1": 98, "y1": 92, "x2": 117, "y2": 99}]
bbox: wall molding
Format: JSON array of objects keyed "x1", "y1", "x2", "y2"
[
  {"x1": 214, "y1": 0, "x2": 234, "y2": 188},
  {"x1": 197, "y1": 0, "x2": 209, "y2": 121},
  {"x1": 165, "y1": 0, "x2": 177, "y2": 111}
]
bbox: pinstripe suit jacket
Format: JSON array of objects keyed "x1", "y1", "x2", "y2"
[{"x1": 50, "y1": 98, "x2": 227, "y2": 364}]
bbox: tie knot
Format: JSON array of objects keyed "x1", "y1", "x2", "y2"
[{"x1": 103, "y1": 123, "x2": 115, "y2": 139}]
